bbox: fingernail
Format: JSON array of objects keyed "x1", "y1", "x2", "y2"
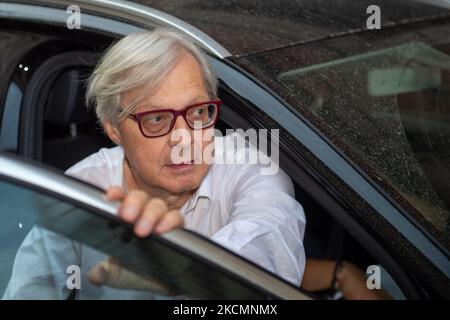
[
  {"x1": 90, "y1": 265, "x2": 107, "y2": 286},
  {"x1": 155, "y1": 221, "x2": 170, "y2": 234},
  {"x1": 135, "y1": 219, "x2": 153, "y2": 237},
  {"x1": 123, "y1": 206, "x2": 139, "y2": 221}
]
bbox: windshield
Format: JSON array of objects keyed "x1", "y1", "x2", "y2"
[{"x1": 238, "y1": 20, "x2": 450, "y2": 251}]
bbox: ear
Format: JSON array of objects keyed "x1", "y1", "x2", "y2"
[{"x1": 104, "y1": 120, "x2": 122, "y2": 145}]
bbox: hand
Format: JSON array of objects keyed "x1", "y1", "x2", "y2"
[
  {"x1": 106, "y1": 186, "x2": 184, "y2": 237},
  {"x1": 301, "y1": 259, "x2": 336, "y2": 291},
  {"x1": 338, "y1": 262, "x2": 392, "y2": 300},
  {"x1": 88, "y1": 186, "x2": 184, "y2": 291},
  {"x1": 89, "y1": 258, "x2": 176, "y2": 295}
]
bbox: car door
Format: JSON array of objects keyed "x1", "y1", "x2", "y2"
[{"x1": 0, "y1": 152, "x2": 310, "y2": 300}]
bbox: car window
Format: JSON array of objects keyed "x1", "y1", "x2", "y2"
[
  {"x1": 0, "y1": 164, "x2": 308, "y2": 300},
  {"x1": 240, "y1": 23, "x2": 450, "y2": 252},
  {"x1": 0, "y1": 82, "x2": 22, "y2": 151}
]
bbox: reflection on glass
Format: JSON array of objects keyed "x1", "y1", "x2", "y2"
[
  {"x1": 0, "y1": 179, "x2": 269, "y2": 299},
  {"x1": 275, "y1": 42, "x2": 450, "y2": 248}
]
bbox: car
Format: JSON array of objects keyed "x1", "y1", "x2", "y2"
[{"x1": 0, "y1": 0, "x2": 449, "y2": 299}]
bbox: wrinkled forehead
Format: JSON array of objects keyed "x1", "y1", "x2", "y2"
[{"x1": 122, "y1": 56, "x2": 210, "y2": 113}]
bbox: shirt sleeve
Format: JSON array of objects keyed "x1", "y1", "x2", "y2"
[
  {"x1": 2, "y1": 227, "x2": 81, "y2": 299},
  {"x1": 210, "y1": 163, "x2": 306, "y2": 286}
]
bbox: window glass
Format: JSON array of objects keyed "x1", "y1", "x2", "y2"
[
  {"x1": 243, "y1": 30, "x2": 450, "y2": 250},
  {"x1": 0, "y1": 82, "x2": 22, "y2": 151},
  {"x1": 0, "y1": 178, "x2": 275, "y2": 299}
]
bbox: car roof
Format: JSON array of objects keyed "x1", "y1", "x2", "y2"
[{"x1": 130, "y1": 0, "x2": 450, "y2": 57}]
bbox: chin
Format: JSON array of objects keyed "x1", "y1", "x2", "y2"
[
  {"x1": 162, "y1": 166, "x2": 207, "y2": 188},
  {"x1": 164, "y1": 182, "x2": 199, "y2": 194},
  {"x1": 158, "y1": 173, "x2": 197, "y2": 191}
]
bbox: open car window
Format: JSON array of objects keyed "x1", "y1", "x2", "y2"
[{"x1": 0, "y1": 153, "x2": 309, "y2": 300}]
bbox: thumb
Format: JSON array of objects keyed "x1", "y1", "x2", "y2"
[
  {"x1": 88, "y1": 258, "x2": 120, "y2": 286},
  {"x1": 88, "y1": 258, "x2": 176, "y2": 295},
  {"x1": 106, "y1": 186, "x2": 126, "y2": 201}
]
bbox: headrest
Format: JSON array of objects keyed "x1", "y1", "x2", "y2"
[{"x1": 45, "y1": 68, "x2": 96, "y2": 126}]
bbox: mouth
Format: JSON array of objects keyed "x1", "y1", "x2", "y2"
[{"x1": 166, "y1": 159, "x2": 196, "y2": 171}]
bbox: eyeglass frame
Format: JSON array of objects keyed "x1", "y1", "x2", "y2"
[{"x1": 126, "y1": 100, "x2": 222, "y2": 138}]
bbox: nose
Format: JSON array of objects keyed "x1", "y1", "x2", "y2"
[{"x1": 168, "y1": 114, "x2": 193, "y2": 148}]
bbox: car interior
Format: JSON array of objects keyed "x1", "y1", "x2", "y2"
[
  {"x1": 42, "y1": 67, "x2": 114, "y2": 169},
  {"x1": 18, "y1": 50, "x2": 114, "y2": 170},
  {"x1": 3, "y1": 31, "x2": 410, "y2": 299}
]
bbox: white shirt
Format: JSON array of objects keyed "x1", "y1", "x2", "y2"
[{"x1": 3, "y1": 133, "x2": 306, "y2": 299}]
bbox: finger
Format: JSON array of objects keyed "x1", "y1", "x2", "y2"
[
  {"x1": 89, "y1": 262, "x2": 107, "y2": 286},
  {"x1": 134, "y1": 198, "x2": 168, "y2": 237},
  {"x1": 154, "y1": 209, "x2": 184, "y2": 234},
  {"x1": 106, "y1": 186, "x2": 126, "y2": 201},
  {"x1": 89, "y1": 258, "x2": 175, "y2": 295},
  {"x1": 89, "y1": 258, "x2": 121, "y2": 286},
  {"x1": 119, "y1": 189, "x2": 149, "y2": 223}
]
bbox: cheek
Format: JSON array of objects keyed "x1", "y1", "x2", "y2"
[
  {"x1": 122, "y1": 131, "x2": 169, "y2": 171},
  {"x1": 195, "y1": 129, "x2": 215, "y2": 163},
  {"x1": 195, "y1": 129, "x2": 214, "y2": 151},
  {"x1": 142, "y1": 140, "x2": 169, "y2": 165}
]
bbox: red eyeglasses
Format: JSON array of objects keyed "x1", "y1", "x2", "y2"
[{"x1": 127, "y1": 100, "x2": 222, "y2": 138}]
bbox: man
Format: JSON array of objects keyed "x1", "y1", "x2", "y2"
[{"x1": 4, "y1": 29, "x2": 306, "y2": 299}]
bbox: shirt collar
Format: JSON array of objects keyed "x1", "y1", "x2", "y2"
[
  {"x1": 182, "y1": 167, "x2": 213, "y2": 214},
  {"x1": 116, "y1": 146, "x2": 125, "y2": 189},
  {"x1": 198, "y1": 167, "x2": 213, "y2": 200}
]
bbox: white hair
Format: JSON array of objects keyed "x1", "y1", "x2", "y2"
[{"x1": 86, "y1": 28, "x2": 218, "y2": 126}]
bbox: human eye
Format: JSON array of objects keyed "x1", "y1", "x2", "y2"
[
  {"x1": 191, "y1": 105, "x2": 208, "y2": 119},
  {"x1": 193, "y1": 108, "x2": 205, "y2": 116},
  {"x1": 145, "y1": 113, "x2": 170, "y2": 125},
  {"x1": 148, "y1": 114, "x2": 163, "y2": 124}
]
